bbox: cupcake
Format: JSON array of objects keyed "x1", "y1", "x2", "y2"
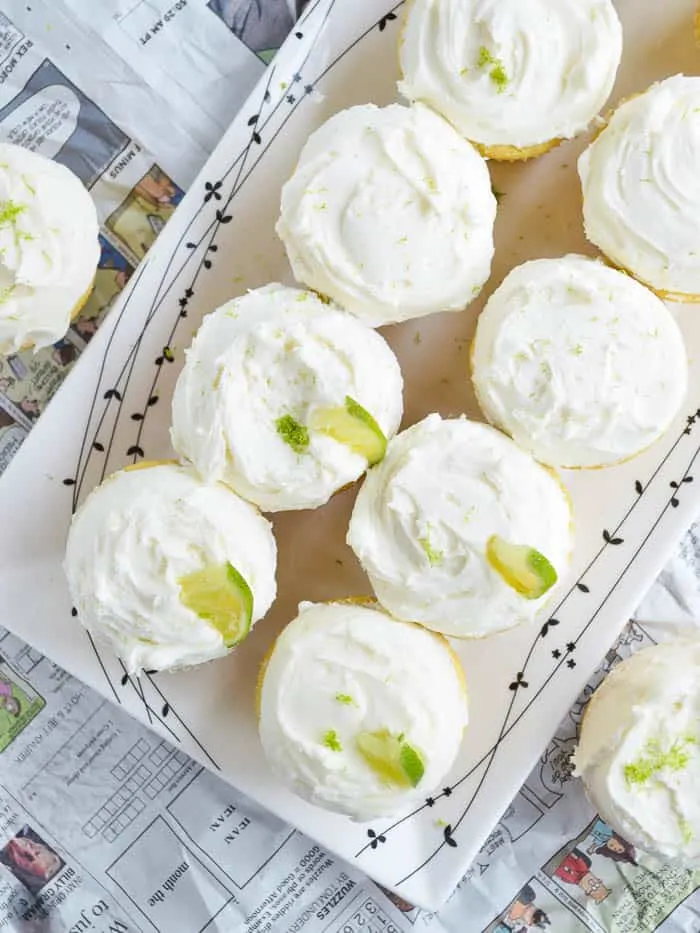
[
  {"x1": 64, "y1": 462, "x2": 277, "y2": 674},
  {"x1": 257, "y1": 600, "x2": 468, "y2": 820},
  {"x1": 0, "y1": 143, "x2": 99, "y2": 354},
  {"x1": 171, "y1": 284, "x2": 403, "y2": 512},
  {"x1": 347, "y1": 415, "x2": 572, "y2": 638},
  {"x1": 398, "y1": 0, "x2": 622, "y2": 161},
  {"x1": 574, "y1": 639, "x2": 700, "y2": 863},
  {"x1": 276, "y1": 103, "x2": 496, "y2": 325},
  {"x1": 471, "y1": 255, "x2": 688, "y2": 468},
  {"x1": 579, "y1": 75, "x2": 700, "y2": 300}
]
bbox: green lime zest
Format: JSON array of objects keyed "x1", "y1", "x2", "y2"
[
  {"x1": 419, "y1": 527, "x2": 443, "y2": 567},
  {"x1": 322, "y1": 729, "x2": 342, "y2": 752},
  {"x1": 0, "y1": 199, "x2": 26, "y2": 227},
  {"x1": 356, "y1": 730, "x2": 425, "y2": 788},
  {"x1": 477, "y1": 46, "x2": 509, "y2": 93},
  {"x1": 308, "y1": 395, "x2": 386, "y2": 465},
  {"x1": 335, "y1": 693, "x2": 355, "y2": 705},
  {"x1": 276, "y1": 414, "x2": 309, "y2": 454},
  {"x1": 680, "y1": 818, "x2": 694, "y2": 845},
  {"x1": 178, "y1": 561, "x2": 253, "y2": 648},
  {"x1": 624, "y1": 737, "x2": 697, "y2": 787},
  {"x1": 486, "y1": 535, "x2": 557, "y2": 599}
]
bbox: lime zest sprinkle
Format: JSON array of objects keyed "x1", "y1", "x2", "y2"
[
  {"x1": 624, "y1": 736, "x2": 697, "y2": 786},
  {"x1": 0, "y1": 199, "x2": 26, "y2": 226},
  {"x1": 276, "y1": 414, "x2": 309, "y2": 453},
  {"x1": 21, "y1": 175, "x2": 36, "y2": 196},
  {"x1": 477, "y1": 46, "x2": 509, "y2": 93},
  {"x1": 419, "y1": 526, "x2": 443, "y2": 566},
  {"x1": 680, "y1": 818, "x2": 694, "y2": 844},
  {"x1": 335, "y1": 693, "x2": 354, "y2": 705},
  {"x1": 572, "y1": 344, "x2": 584, "y2": 356},
  {"x1": 322, "y1": 729, "x2": 342, "y2": 752}
]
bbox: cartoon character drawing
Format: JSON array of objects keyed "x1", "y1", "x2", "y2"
[
  {"x1": 207, "y1": 0, "x2": 295, "y2": 60},
  {"x1": 0, "y1": 676, "x2": 20, "y2": 718},
  {"x1": 106, "y1": 166, "x2": 184, "y2": 261},
  {"x1": 0, "y1": 376, "x2": 12, "y2": 394},
  {"x1": 554, "y1": 848, "x2": 610, "y2": 903},
  {"x1": 494, "y1": 883, "x2": 551, "y2": 931},
  {"x1": 17, "y1": 398, "x2": 40, "y2": 421},
  {"x1": 51, "y1": 339, "x2": 79, "y2": 368}
]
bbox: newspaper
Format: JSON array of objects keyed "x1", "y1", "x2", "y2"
[{"x1": 1, "y1": 1, "x2": 700, "y2": 931}]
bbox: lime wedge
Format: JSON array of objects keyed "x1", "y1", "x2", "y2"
[
  {"x1": 356, "y1": 730, "x2": 425, "y2": 787},
  {"x1": 178, "y1": 561, "x2": 253, "y2": 647},
  {"x1": 309, "y1": 396, "x2": 387, "y2": 465},
  {"x1": 486, "y1": 535, "x2": 557, "y2": 600}
]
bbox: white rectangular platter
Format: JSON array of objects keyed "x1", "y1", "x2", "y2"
[{"x1": 1, "y1": 0, "x2": 700, "y2": 911}]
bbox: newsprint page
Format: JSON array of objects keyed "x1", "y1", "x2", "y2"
[{"x1": 0, "y1": 2, "x2": 700, "y2": 931}]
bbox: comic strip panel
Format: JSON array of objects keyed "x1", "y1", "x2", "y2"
[
  {"x1": 0, "y1": 825, "x2": 63, "y2": 896},
  {"x1": 207, "y1": 0, "x2": 297, "y2": 62},
  {"x1": 483, "y1": 877, "x2": 592, "y2": 932},
  {"x1": 0, "y1": 57, "x2": 129, "y2": 186},
  {"x1": 105, "y1": 163, "x2": 184, "y2": 262},
  {"x1": 71, "y1": 234, "x2": 136, "y2": 344},
  {"x1": 0, "y1": 657, "x2": 45, "y2": 753}
]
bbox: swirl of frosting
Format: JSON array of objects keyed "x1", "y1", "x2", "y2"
[
  {"x1": 276, "y1": 103, "x2": 496, "y2": 325},
  {"x1": 580, "y1": 76, "x2": 700, "y2": 297},
  {"x1": 398, "y1": 0, "x2": 622, "y2": 150},
  {"x1": 171, "y1": 284, "x2": 403, "y2": 512},
  {"x1": 347, "y1": 415, "x2": 572, "y2": 637},
  {"x1": 471, "y1": 255, "x2": 688, "y2": 468},
  {"x1": 574, "y1": 639, "x2": 700, "y2": 863},
  {"x1": 258, "y1": 601, "x2": 468, "y2": 820},
  {"x1": 64, "y1": 463, "x2": 277, "y2": 674},
  {"x1": 0, "y1": 143, "x2": 99, "y2": 354}
]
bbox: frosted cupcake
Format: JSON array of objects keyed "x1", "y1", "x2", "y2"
[
  {"x1": 471, "y1": 255, "x2": 688, "y2": 468},
  {"x1": 64, "y1": 462, "x2": 277, "y2": 674},
  {"x1": 398, "y1": 0, "x2": 622, "y2": 161},
  {"x1": 171, "y1": 284, "x2": 403, "y2": 512},
  {"x1": 258, "y1": 600, "x2": 468, "y2": 820},
  {"x1": 276, "y1": 103, "x2": 496, "y2": 326},
  {"x1": 347, "y1": 415, "x2": 572, "y2": 638},
  {"x1": 0, "y1": 143, "x2": 99, "y2": 354},
  {"x1": 580, "y1": 76, "x2": 700, "y2": 299},
  {"x1": 574, "y1": 639, "x2": 700, "y2": 863}
]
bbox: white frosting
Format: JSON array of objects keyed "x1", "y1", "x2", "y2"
[
  {"x1": 471, "y1": 255, "x2": 688, "y2": 468},
  {"x1": 64, "y1": 463, "x2": 277, "y2": 674},
  {"x1": 574, "y1": 639, "x2": 700, "y2": 863},
  {"x1": 258, "y1": 601, "x2": 468, "y2": 820},
  {"x1": 398, "y1": 0, "x2": 622, "y2": 150},
  {"x1": 171, "y1": 284, "x2": 403, "y2": 512},
  {"x1": 0, "y1": 143, "x2": 99, "y2": 354},
  {"x1": 580, "y1": 75, "x2": 700, "y2": 296},
  {"x1": 276, "y1": 103, "x2": 496, "y2": 326},
  {"x1": 347, "y1": 415, "x2": 572, "y2": 637}
]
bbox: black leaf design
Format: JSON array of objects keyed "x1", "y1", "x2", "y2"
[
  {"x1": 443, "y1": 825, "x2": 458, "y2": 848},
  {"x1": 443, "y1": 787, "x2": 452, "y2": 797},
  {"x1": 204, "y1": 259, "x2": 212, "y2": 270},
  {"x1": 252, "y1": 132, "x2": 262, "y2": 144},
  {"x1": 184, "y1": 288, "x2": 194, "y2": 298},
  {"x1": 670, "y1": 481, "x2": 679, "y2": 489},
  {"x1": 567, "y1": 658, "x2": 576, "y2": 669},
  {"x1": 367, "y1": 829, "x2": 386, "y2": 849},
  {"x1": 216, "y1": 210, "x2": 233, "y2": 223},
  {"x1": 186, "y1": 242, "x2": 196, "y2": 249},
  {"x1": 602, "y1": 530, "x2": 623, "y2": 545},
  {"x1": 295, "y1": 31, "x2": 303, "y2": 38},
  {"x1": 540, "y1": 617, "x2": 560, "y2": 637},
  {"x1": 145, "y1": 669, "x2": 158, "y2": 675},
  {"x1": 155, "y1": 356, "x2": 164, "y2": 366},
  {"x1": 204, "y1": 181, "x2": 223, "y2": 203},
  {"x1": 509, "y1": 672, "x2": 529, "y2": 691},
  {"x1": 635, "y1": 480, "x2": 643, "y2": 495},
  {"x1": 208, "y1": 244, "x2": 218, "y2": 253},
  {"x1": 577, "y1": 583, "x2": 590, "y2": 593},
  {"x1": 120, "y1": 673, "x2": 129, "y2": 686},
  {"x1": 131, "y1": 413, "x2": 144, "y2": 422},
  {"x1": 178, "y1": 297, "x2": 188, "y2": 308},
  {"x1": 247, "y1": 114, "x2": 258, "y2": 126},
  {"x1": 162, "y1": 703, "x2": 170, "y2": 717},
  {"x1": 378, "y1": 12, "x2": 397, "y2": 30},
  {"x1": 148, "y1": 396, "x2": 159, "y2": 407},
  {"x1": 127, "y1": 445, "x2": 145, "y2": 458},
  {"x1": 92, "y1": 441, "x2": 105, "y2": 452},
  {"x1": 566, "y1": 641, "x2": 576, "y2": 653},
  {"x1": 71, "y1": 607, "x2": 78, "y2": 617},
  {"x1": 304, "y1": 84, "x2": 314, "y2": 94},
  {"x1": 180, "y1": 310, "x2": 188, "y2": 318},
  {"x1": 62, "y1": 478, "x2": 76, "y2": 486},
  {"x1": 426, "y1": 797, "x2": 435, "y2": 807},
  {"x1": 286, "y1": 94, "x2": 296, "y2": 104},
  {"x1": 264, "y1": 90, "x2": 271, "y2": 102},
  {"x1": 684, "y1": 476, "x2": 694, "y2": 484},
  {"x1": 672, "y1": 497, "x2": 680, "y2": 508},
  {"x1": 552, "y1": 648, "x2": 561, "y2": 659},
  {"x1": 104, "y1": 388, "x2": 122, "y2": 401},
  {"x1": 292, "y1": 72, "x2": 302, "y2": 82}
]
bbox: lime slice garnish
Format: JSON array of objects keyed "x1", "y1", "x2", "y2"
[
  {"x1": 356, "y1": 730, "x2": 425, "y2": 787},
  {"x1": 486, "y1": 535, "x2": 557, "y2": 600},
  {"x1": 309, "y1": 395, "x2": 387, "y2": 465},
  {"x1": 178, "y1": 561, "x2": 253, "y2": 647}
]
